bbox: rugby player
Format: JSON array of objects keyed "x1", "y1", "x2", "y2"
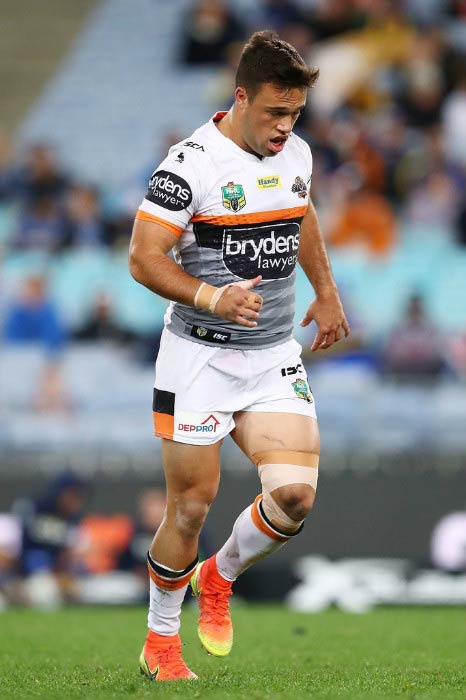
[{"x1": 129, "y1": 30, "x2": 350, "y2": 681}]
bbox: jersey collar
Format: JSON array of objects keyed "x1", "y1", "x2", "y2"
[{"x1": 210, "y1": 111, "x2": 267, "y2": 163}]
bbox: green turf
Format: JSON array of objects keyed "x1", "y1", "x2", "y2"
[{"x1": 1, "y1": 605, "x2": 465, "y2": 699}]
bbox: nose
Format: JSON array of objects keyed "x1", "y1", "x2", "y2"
[{"x1": 277, "y1": 115, "x2": 293, "y2": 134}]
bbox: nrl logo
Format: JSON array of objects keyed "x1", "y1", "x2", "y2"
[
  {"x1": 221, "y1": 181, "x2": 246, "y2": 212},
  {"x1": 292, "y1": 378, "x2": 313, "y2": 403},
  {"x1": 196, "y1": 327, "x2": 208, "y2": 337}
]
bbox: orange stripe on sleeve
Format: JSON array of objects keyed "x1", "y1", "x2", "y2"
[
  {"x1": 251, "y1": 495, "x2": 289, "y2": 542},
  {"x1": 191, "y1": 205, "x2": 307, "y2": 227},
  {"x1": 136, "y1": 209, "x2": 184, "y2": 237},
  {"x1": 153, "y1": 412, "x2": 175, "y2": 440}
]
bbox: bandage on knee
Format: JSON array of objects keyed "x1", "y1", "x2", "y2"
[
  {"x1": 254, "y1": 450, "x2": 319, "y2": 492},
  {"x1": 255, "y1": 450, "x2": 319, "y2": 533},
  {"x1": 261, "y1": 490, "x2": 304, "y2": 532}
]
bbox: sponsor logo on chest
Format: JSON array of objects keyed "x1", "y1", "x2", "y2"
[
  {"x1": 223, "y1": 222, "x2": 300, "y2": 280},
  {"x1": 256, "y1": 175, "x2": 282, "y2": 190}
]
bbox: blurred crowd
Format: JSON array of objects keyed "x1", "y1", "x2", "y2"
[
  {"x1": 0, "y1": 472, "x2": 210, "y2": 609},
  {"x1": 180, "y1": 0, "x2": 466, "y2": 249},
  {"x1": 2, "y1": 0, "x2": 466, "y2": 414},
  {"x1": 0, "y1": 470, "x2": 463, "y2": 610}
]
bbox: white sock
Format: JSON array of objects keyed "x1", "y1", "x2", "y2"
[
  {"x1": 147, "y1": 578, "x2": 187, "y2": 636},
  {"x1": 146, "y1": 553, "x2": 197, "y2": 636},
  {"x1": 215, "y1": 497, "x2": 296, "y2": 581}
]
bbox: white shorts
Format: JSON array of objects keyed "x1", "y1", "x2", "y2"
[{"x1": 152, "y1": 329, "x2": 317, "y2": 445}]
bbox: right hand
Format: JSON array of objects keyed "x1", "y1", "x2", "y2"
[{"x1": 214, "y1": 275, "x2": 263, "y2": 327}]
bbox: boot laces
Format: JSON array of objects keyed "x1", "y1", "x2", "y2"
[
  {"x1": 157, "y1": 646, "x2": 191, "y2": 675},
  {"x1": 202, "y1": 589, "x2": 232, "y2": 625},
  {"x1": 147, "y1": 639, "x2": 190, "y2": 675}
]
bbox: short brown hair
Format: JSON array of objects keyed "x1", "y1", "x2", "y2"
[{"x1": 235, "y1": 30, "x2": 319, "y2": 97}]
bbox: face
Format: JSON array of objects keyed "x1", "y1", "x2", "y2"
[{"x1": 236, "y1": 82, "x2": 307, "y2": 158}]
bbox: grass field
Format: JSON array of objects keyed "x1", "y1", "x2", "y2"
[{"x1": 1, "y1": 605, "x2": 465, "y2": 700}]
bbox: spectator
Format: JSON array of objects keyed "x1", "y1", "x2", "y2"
[
  {"x1": 61, "y1": 184, "x2": 108, "y2": 249},
  {"x1": 307, "y1": 0, "x2": 363, "y2": 42},
  {"x1": 327, "y1": 180, "x2": 397, "y2": 257},
  {"x1": 404, "y1": 170, "x2": 460, "y2": 228},
  {"x1": 72, "y1": 514, "x2": 133, "y2": 575},
  {"x1": 118, "y1": 489, "x2": 167, "y2": 579},
  {"x1": 396, "y1": 31, "x2": 446, "y2": 129},
  {"x1": 256, "y1": 0, "x2": 306, "y2": 31},
  {"x1": 3, "y1": 275, "x2": 69, "y2": 411},
  {"x1": 72, "y1": 291, "x2": 132, "y2": 344},
  {"x1": 17, "y1": 472, "x2": 87, "y2": 606},
  {"x1": 181, "y1": 0, "x2": 246, "y2": 66},
  {"x1": 118, "y1": 488, "x2": 211, "y2": 581},
  {"x1": 11, "y1": 195, "x2": 64, "y2": 252},
  {"x1": 4, "y1": 275, "x2": 65, "y2": 354},
  {"x1": 381, "y1": 294, "x2": 446, "y2": 381},
  {"x1": 18, "y1": 143, "x2": 69, "y2": 205}
]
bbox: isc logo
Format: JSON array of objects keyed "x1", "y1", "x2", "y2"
[{"x1": 281, "y1": 364, "x2": 303, "y2": 377}]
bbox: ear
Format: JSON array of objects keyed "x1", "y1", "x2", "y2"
[{"x1": 235, "y1": 86, "x2": 249, "y2": 109}]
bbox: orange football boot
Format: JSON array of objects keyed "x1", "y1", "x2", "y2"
[
  {"x1": 190, "y1": 555, "x2": 233, "y2": 656},
  {"x1": 139, "y1": 630, "x2": 197, "y2": 681}
]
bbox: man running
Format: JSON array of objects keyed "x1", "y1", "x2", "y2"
[{"x1": 130, "y1": 30, "x2": 350, "y2": 681}]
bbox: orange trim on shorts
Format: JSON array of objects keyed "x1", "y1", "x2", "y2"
[
  {"x1": 147, "y1": 564, "x2": 193, "y2": 590},
  {"x1": 251, "y1": 495, "x2": 289, "y2": 542},
  {"x1": 191, "y1": 205, "x2": 307, "y2": 228},
  {"x1": 153, "y1": 412, "x2": 174, "y2": 440},
  {"x1": 136, "y1": 209, "x2": 183, "y2": 237}
]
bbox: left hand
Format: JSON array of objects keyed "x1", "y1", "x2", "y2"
[{"x1": 300, "y1": 293, "x2": 350, "y2": 352}]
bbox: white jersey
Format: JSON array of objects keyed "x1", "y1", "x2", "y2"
[{"x1": 137, "y1": 111, "x2": 313, "y2": 349}]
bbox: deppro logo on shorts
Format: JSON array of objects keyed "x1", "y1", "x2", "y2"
[
  {"x1": 223, "y1": 222, "x2": 300, "y2": 280},
  {"x1": 176, "y1": 412, "x2": 221, "y2": 437},
  {"x1": 146, "y1": 170, "x2": 193, "y2": 211}
]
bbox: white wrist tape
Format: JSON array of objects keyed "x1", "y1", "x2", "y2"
[
  {"x1": 194, "y1": 282, "x2": 206, "y2": 309},
  {"x1": 208, "y1": 286, "x2": 227, "y2": 313}
]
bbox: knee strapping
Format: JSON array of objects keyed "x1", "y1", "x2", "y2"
[
  {"x1": 261, "y1": 490, "x2": 304, "y2": 532},
  {"x1": 254, "y1": 449, "x2": 319, "y2": 493},
  {"x1": 254, "y1": 449, "x2": 320, "y2": 532}
]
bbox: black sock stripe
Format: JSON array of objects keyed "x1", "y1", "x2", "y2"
[
  {"x1": 147, "y1": 551, "x2": 198, "y2": 579},
  {"x1": 258, "y1": 498, "x2": 304, "y2": 538}
]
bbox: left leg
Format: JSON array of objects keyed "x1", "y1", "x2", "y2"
[
  {"x1": 218, "y1": 410, "x2": 320, "y2": 576},
  {"x1": 191, "y1": 411, "x2": 319, "y2": 656}
]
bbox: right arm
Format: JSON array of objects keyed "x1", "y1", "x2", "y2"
[{"x1": 129, "y1": 218, "x2": 262, "y2": 327}]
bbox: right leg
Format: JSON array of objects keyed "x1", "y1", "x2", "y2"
[
  {"x1": 150, "y1": 438, "x2": 221, "y2": 571},
  {"x1": 141, "y1": 438, "x2": 221, "y2": 682}
]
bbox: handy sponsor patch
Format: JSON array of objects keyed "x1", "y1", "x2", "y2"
[
  {"x1": 146, "y1": 170, "x2": 192, "y2": 211},
  {"x1": 256, "y1": 175, "x2": 282, "y2": 190}
]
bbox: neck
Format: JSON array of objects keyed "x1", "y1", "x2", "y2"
[{"x1": 215, "y1": 106, "x2": 257, "y2": 156}]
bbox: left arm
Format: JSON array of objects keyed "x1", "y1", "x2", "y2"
[{"x1": 298, "y1": 199, "x2": 350, "y2": 351}]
